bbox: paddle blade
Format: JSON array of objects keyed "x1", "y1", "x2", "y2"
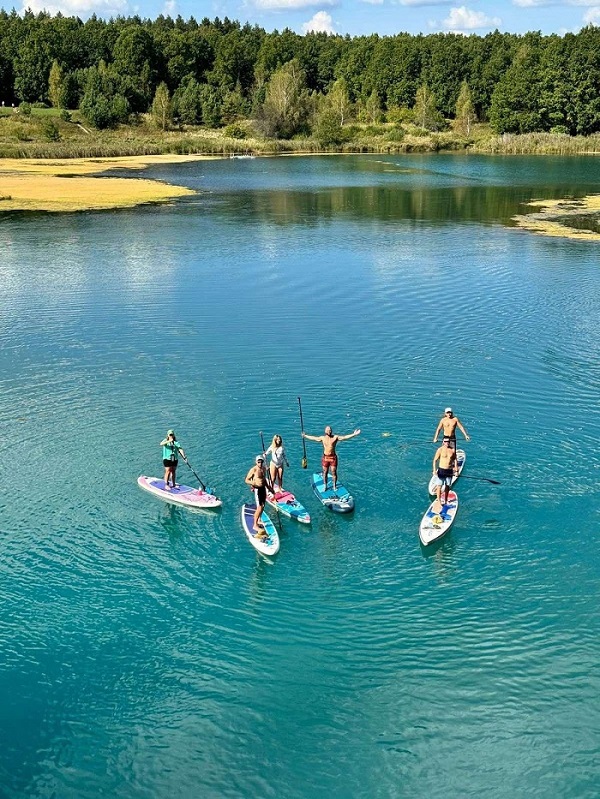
[{"x1": 301, "y1": 457, "x2": 307, "y2": 469}]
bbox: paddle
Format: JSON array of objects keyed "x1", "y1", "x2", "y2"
[
  {"x1": 180, "y1": 452, "x2": 215, "y2": 495},
  {"x1": 298, "y1": 396, "x2": 308, "y2": 468},
  {"x1": 259, "y1": 431, "x2": 283, "y2": 532},
  {"x1": 460, "y1": 475, "x2": 501, "y2": 485}
]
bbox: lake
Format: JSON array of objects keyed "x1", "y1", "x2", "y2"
[{"x1": 1, "y1": 153, "x2": 599, "y2": 798}]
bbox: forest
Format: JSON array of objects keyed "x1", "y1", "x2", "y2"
[{"x1": 1, "y1": 11, "x2": 600, "y2": 139}]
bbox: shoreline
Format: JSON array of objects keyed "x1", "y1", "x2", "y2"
[
  {"x1": 1, "y1": 152, "x2": 599, "y2": 240},
  {"x1": 0, "y1": 154, "x2": 215, "y2": 212}
]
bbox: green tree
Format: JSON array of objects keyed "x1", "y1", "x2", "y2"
[
  {"x1": 48, "y1": 59, "x2": 63, "y2": 108},
  {"x1": 326, "y1": 77, "x2": 351, "y2": 125},
  {"x1": 173, "y1": 76, "x2": 203, "y2": 124},
  {"x1": 257, "y1": 58, "x2": 309, "y2": 138},
  {"x1": 151, "y1": 81, "x2": 172, "y2": 129},
  {"x1": 489, "y1": 42, "x2": 542, "y2": 133},
  {"x1": 313, "y1": 102, "x2": 345, "y2": 146},
  {"x1": 362, "y1": 89, "x2": 383, "y2": 123},
  {"x1": 453, "y1": 80, "x2": 476, "y2": 135},
  {"x1": 200, "y1": 84, "x2": 223, "y2": 127},
  {"x1": 413, "y1": 84, "x2": 444, "y2": 131}
]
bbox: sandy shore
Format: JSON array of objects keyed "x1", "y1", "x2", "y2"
[
  {"x1": 0, "y1": 154, "x2": 213, "y2": 212},
  {"x1": 513, "y1": 194, "x2": 600, "y2": 241}
]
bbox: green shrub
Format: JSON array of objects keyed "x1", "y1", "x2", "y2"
[
  {"x1": 19, "y1": 102, "x2": 32, "y2": 116},
  {"x1": 550, "y1": 125, "x2": 569, "y2": 135},
  {"x1": 387, "y1": 125, "x2": 405, "y2": 142},
  {"x1": 41, "y1": 118, "x2": 61, "y2": 141},
  {"x1": 59, "y1": 109, "x2": 72, "y2": 122},
  {"x1": 224, "y1": 122, "x2": 247, "y2": 139},
  {"x1": 32, "y1": 102, "x2": 48, "y2": 108},
  {"x1": 387, "y1": 106, "x2": 414, "y2": 124}
]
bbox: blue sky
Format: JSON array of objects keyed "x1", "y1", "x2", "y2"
[{"x1": 22, "y1": 0, "x2": 595, "y2": 39}]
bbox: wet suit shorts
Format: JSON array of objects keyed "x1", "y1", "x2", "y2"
[
  {"x1": 254, "y1": 485, "x2": 267, "y2": 505},
  {"x1": 436, "y1": 467, "x2": 454, "y2": 487}
]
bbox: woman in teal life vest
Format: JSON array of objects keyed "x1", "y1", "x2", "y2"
[{"x1": 160, "y1": 430, "x2": 186, "y2": 489}]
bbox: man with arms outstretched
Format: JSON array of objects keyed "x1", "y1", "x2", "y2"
[{"x1": 302, "y1": 425, "x2": 360, "y2": 492}]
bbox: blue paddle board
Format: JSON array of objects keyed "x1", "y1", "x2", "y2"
[
  {"x1": 241, "y1": 503, "x2": 280, "y2": 555},
  {"x1": 311, "y1": 473, "x2": 354, "y2": 513}
]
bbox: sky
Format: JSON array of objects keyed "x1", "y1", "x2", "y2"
[{"x1": 19, "y1": 0, "x2": 595, "y2": 39}]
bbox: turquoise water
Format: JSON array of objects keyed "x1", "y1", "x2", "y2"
[{"x1": 1, "y1": 154, "x2": 599, "y2": 798}]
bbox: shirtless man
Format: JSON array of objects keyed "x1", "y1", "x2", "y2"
[
  {"x1": 302, "y1": 425, "x2": 361, "y2": 492},
  {"x1": 433, "y1": 407, "x2": 470, "y2": 450},
  {"x1": 245, "y1": 455, "x2": 274, "y2": 535},
  {"x1": 432, "y1": 437, "x2": 458, "y2": 509}
]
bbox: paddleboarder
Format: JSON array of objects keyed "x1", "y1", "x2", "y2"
[
  {"x1": 245, "y1": 455, "x2": 274, "y2": 535},
  {"x1": 160, "y1": 430, "x2": 186, "y2": 489},
  {"x1": 302, "y1": 425, "x2": 360, "y2": 492},
  {"x1": 433, "y1": 407, "x2": 470, "y2": 450},
  {"x1": 432, "y1": 437, "x2": 458, "y2": 509},
  {"x1": 265, "y1": 434, "x2": 289, "y2": 490}
]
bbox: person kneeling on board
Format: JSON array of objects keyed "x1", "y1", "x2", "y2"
[
  {"x1": 245, "y1": 456, "x2": 274, "y2": 535},
  {"x1": 160, "y1": 430, "x2": 186, "y2": 489},
  {"x1": 432, "y1": 437, "x2": 458, "y2": 510}
]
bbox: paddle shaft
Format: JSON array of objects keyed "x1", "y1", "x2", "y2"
[
  {"x1": 298, "y1": 396, "x2": 308, "y2": 468},
  {"x1": 180, "y1": 453, "x2": 207, "y2": 491},
  {"x1": 460, "y1": 475, "x2": 501, "y2": 485}
]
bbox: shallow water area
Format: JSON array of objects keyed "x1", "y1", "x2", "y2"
[{"x1": 1, "y1": 153, "x2": 599, "y2": 798}]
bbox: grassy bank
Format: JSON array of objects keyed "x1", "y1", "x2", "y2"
[{"x1": 2, "y1": 109, "x2": 600, "y2": 158}]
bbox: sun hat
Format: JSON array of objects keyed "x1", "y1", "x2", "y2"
[
  {"x1": 167, "y1": 429, "x2": 175, "y2": 435},
  {"x1": 444, "y1": 407, "x2": 452, "y2": 413},
  {"x1": 256, "y1": 455, "x2": 264, "y2": 463}
]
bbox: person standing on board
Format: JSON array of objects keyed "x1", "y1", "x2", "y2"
[
  {"x1": 245, "y1": 455, "x2": 274, "y2": 535},
  {"x1": 265, "y1": 434, "x2": 289, "y2": 492},
  {"x1": 432, "y1": 437, "x2": 458, "y2": 509},
  {"x1": 433, "y1": 407, "x2": 470, "y2": 450},
  {"x1": 302, "y1": 426, "x2": 361, "y2": 492},
  {"x1": 160, "y1": 430, "x2": 186, "y2": 489}
]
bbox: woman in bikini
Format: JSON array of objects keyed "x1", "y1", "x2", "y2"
[{"x1": 265, "y1": 434, "x2": 289, "y2": 491}]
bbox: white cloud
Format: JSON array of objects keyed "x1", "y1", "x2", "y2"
[
  {"x1": 399, "y1": 0, "x2": 453, "y2": 6},
  {"x1": 302, "y1": 9, "x2": 336, "y2": 31},
  {"x1": 255, "y1": 0, "x2": 334, "y2": 8},
  {"x1": 512, "y1": 0, "x2": 550, "y2": 6},
  {"x1": 361, "y1": 0, "x2": 384, "y2": 5},
  {"x1": 583, "y1": 5, "x2": 600, "y2": 19},
  {"x1": 163, "y1": 0, "x2": 176, "y2": 13},
  {"x1": 22, "y1": 0, "x2": 125, "y2": 12},
  {"x1": 443, "y1": 5, "x2": 501, "y2": 30}
]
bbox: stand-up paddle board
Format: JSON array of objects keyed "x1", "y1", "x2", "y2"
[
  {"x1": 241, "y1": 504, "x2": 280, "y2": 555},
  {"x1": 266, "y1": 489, "x2": 310, "y2": 524},
  {"x1": 138, "y1": 476, "x2": 222, "y2": 509},
  {"x1": 311, "y1": 473, "x2": 354, "y2": 513},
  {"x1": 419, "y1": 490, "x2": 458, "y2": 546},
  {"x1": 428, "y1": 449, "x2": 466, "y2": 496}
]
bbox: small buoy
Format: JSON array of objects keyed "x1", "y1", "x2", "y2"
[
  {"x1": 432, "y1": 515, "x2": 442, "y2": 524},
  {"x1": 382, "y1": 432, "x2": 392, "y2": 437}
]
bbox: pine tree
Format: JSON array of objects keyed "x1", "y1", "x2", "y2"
[
  {"x1": 48, "y1": 60, "x2": 64, "y2": 108},
  {"x1": 151, "y1": 82, "x2": 172, "y2": 130}
]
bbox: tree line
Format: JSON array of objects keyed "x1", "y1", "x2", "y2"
[{"x1": 1, "y1": 11, "x2": 600, "y2": 137}]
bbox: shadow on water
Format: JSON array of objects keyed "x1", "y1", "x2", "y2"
[
  {"x1": 158, "y1": 504, "x2": 189, "y2": 542},
  {"x1": 420, "y1": 534, "x2": 458, "y2": 584},
  {"x1": 247, "y1": 550, "x2": 277, "y2": 609}
]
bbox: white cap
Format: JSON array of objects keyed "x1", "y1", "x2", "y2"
[
  {"x1": 445, "y1": 407, "x2": 452, "y2": 413},
  {"x1": 255, "y1": 455, "x2": 264, "y2": 463}
]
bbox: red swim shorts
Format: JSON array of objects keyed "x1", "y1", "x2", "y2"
[{"x1": 322, "y1": 453, "x2": 338, "y2": 469}]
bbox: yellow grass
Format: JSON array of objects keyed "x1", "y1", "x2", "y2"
[
  {"x1": 0, "y1": 154, "x2": 211, "y2": 211},
  {"x1": 513, "y1": 194, "x2": 600, "y2": 241}
]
